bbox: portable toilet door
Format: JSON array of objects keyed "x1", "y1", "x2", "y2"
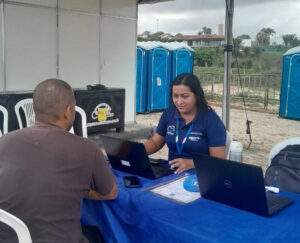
[
  {"x1": 147, "y1": 47, "x2": 171, "y2": 111},
  {"x1": 172, "y1": 48, "x2": 194, "y2": 81},
  {"x1": 136, "y1": 47, "x2": 148, "y2": 113},
  {"x1": 279, "y1": 47, "x2": 300, "y2": 119}
]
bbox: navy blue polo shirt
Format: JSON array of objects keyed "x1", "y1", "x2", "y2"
[{"x1": 156, "y1": 106, "x2": 226, "y2": 161}]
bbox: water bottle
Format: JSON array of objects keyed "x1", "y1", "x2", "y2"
[{"x1": 229, "y1": 141, "x2": 243, "y2": 162}]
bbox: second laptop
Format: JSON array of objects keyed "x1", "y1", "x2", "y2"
[{"x1": 101, "y1": 136, "x2": 174, "y2": 179}]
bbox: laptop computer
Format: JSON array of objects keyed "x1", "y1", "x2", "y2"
[
  {"x1": 193, "y1": 153, "x2": 293, "y2": 217},
  {"x1": 101, "y1": 136, "x2": 174, "y2": 179}
]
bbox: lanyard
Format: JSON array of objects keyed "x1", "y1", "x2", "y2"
[{"x1": 175, "y1": 119, "x2": 194, "y2": 155}]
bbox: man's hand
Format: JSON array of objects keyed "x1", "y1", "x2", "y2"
[
  {"x1": 169, "y1": 158, "x2": 194, "y2": 174},
  {"x1": 85, "y1": 181, "x2": 118, "y2": 200}
]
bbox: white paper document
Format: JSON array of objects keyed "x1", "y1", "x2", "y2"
[{"x1": 150, "y1": 175, "x2": 201, "y2": 204}]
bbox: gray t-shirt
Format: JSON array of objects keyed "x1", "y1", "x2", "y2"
[{"x1": 0, "y1": 123, "x2": 115, "y2": 243}]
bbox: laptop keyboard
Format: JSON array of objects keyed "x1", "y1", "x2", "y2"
[
  {"x1": 266, "y1": 193, "x2": 293, "y2": 215},
  {"x1": 266, "y1": 193, "x2": 283, "y2": 208},
  {"x1": 151, "y1": 164, "x2": 174, "y2": 178}
]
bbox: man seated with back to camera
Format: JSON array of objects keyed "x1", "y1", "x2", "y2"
[{"x1": 0, "y1": 79, "x2": 118, "y2": 243}]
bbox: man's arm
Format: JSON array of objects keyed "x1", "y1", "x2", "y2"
[
  {"x1": 85, "y1": 181, "x2": 118, "y2": 200},
  {"x1": 86, "y1": 146, "x2": 118, "y2": 200}
]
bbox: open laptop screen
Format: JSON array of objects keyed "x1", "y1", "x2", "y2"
[{"x1": 193, "y1": 153, "x2": 293, "y2": 216}]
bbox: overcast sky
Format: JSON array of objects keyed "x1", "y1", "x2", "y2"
[{"x1": 138, "y1": 0, "x2": 300, "y2": 38}]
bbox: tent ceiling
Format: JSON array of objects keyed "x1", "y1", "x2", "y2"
[{"x1": 138, "y1": 0, "x2": 174, "y2": 4}]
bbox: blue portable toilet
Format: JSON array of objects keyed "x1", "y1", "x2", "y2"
[
  {"x1": 279, "y1": 46, "x2": 300, "y2": 119},
  {"x1": 147, "y1": 42, "x2": 171, "y2": 112},
  {"x1": 169, "y1": 42, "x2": 194, "y2": 81},
  {"x1": 136, "y1": 43, "x2": 149, "y2": 113}
]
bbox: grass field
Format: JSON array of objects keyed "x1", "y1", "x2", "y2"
[{"x1": 193, "y1": 50, "x2": 284, "y2": 112}]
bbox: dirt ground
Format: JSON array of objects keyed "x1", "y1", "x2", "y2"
[{"x1": 136, "y1": 105, "x2": 300, "y2": 173}]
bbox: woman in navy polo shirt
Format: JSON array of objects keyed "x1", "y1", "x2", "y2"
[{"x1": 144, "y1": 73, "x2": 226, "y2": 174}]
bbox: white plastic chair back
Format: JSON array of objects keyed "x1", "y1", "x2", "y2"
[
  {"x1": 0, "y1": 105, "x2": 8, "y2": 136},
  {"x1": 14, "y1": 99, "x2": 87, "y2": 137},
  {"x1": 75, "y1": 106, "x2": 88, "y2": 138},
  {"x1": 0, "y1": 209, "x2": 32, "y2": 243},
  {"x1": 69, "y1": 106, "x2": 88, "y2": 138},
  {"x1": 226, "y1": 130, "x2": 232, "y2": 159},
  {"x1": 15, "y1": 98, "x2": 35, "y2": 129},
  {"x1": 268, "y1": 137, "x2": 300, "y2": 165}
]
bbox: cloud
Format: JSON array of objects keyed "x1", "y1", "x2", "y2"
[
  {"x1": 138, "y1": 0, "x2": 300, "y2": 37},
  {"x1": 233, "y1": 1, "x2": 300, "y2": 37},
  {"x1": 140, "y1": 0, "x2": 297, "y2": 12}
]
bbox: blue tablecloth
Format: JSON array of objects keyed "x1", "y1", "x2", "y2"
[{"x1": 81, "y1": 170, "x2": 300, "y2": 243}]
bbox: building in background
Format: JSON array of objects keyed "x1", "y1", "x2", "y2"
[
  {"x1": 138, "y1": 31, "x2": 151, "y2": 39},
  {"x1": 218, "y1": 24, "x2": 223, "y2": 36},
  {"x1": 159, "y1": 33, "x2": 174, "y2": 40},
  {"x1": 174, "y1": 34, "x2": 224, "y2": 48},
  {"x1": 241, "y1": 39, "x2": 256, "y2": 47}
]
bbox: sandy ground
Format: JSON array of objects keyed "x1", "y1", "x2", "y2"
[{"x1": 136, "y1": 105, "x2": 300, "y2": 172}]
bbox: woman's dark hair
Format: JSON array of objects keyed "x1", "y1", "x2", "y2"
[{"x1": 171, "y1": 73, "x2": 209, "y2": 113}]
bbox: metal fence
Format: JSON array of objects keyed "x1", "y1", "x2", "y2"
[{"x1": 194, "y1": 71, "x2": 282, "y2": 111}]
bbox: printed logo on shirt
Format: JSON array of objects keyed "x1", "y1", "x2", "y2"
[
  {"x1": 167, "y1": 125, "x2": 175, "y2": 135},
  {"x1": 190, "y1": 132, "x2": 203, "y2": 136},
  {"x1": 189, "y1": 136, "x2": 201, "y2": 142}
]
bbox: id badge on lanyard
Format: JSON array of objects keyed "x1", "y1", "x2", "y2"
[{"x1": 175, "y1": 119, "x2": 194, "y2": 156}]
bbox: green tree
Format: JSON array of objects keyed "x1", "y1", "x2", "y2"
[
  {"x1": 142, "y1": 31, "x2": 151, "y2": 36},
  {"x1": 282, "y1": 34, "x2": 300, "y2": 47},
  {"x1": 137, "y1": 37, "x2": 146, "y2": 42},
  {"x1": 149, "y1": 31, "x2": 164, "y2": 41},
  {"x1": 201, "y1": 26, "x2": 212, "y2": 35},
  {"x1": 237, "y1": 34, "x2": 251, "y2": 40},
  {"x1": 290, "y1": 38, "x2": 300, "y2": 47},
  {"x1": 252, "y1": 46, "x2": 262, "y2": 57},
  {"x1": 175, "y1": 33, "x2": 183, "y2": 37},
  {"x1": 244, "y1": 47, "x2": 251, "y2": 56},
  {"x1": 256, "y1": 31, "x2": 268, "y2": 46},
  {"x1": 246, "y1": 60, "x2": 253, "y2": 69},
  {"x1": 256, "y1": 28, "x2": 275, "y2": 46},
  {"x1": 233, "y1": 38, "x2": 243, "y2": 57},
  {"x1": 261, "y1": 28, "x2": 275, "y2": 36},
  {"x1": 194, "y1": 48, "x2": 218, "y2": 66}
]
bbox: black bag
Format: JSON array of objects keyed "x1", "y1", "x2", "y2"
[
  {"x1": 87, "y1": 84, "x2": 107, "y2": 90},
  {"x1": 265, "y1": 145, "x2": 300, "y2": 193}
]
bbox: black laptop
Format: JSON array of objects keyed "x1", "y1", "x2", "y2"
[
  {"x1": 193, "y1": 153, "x2": 293, "y2": 217},
  {"x1": 101, "y1": 136, "x2": 174, "y2": 179}
]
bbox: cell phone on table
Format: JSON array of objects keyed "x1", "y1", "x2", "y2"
[{"x1": 123, "y1": 176, "x2": 141, "y2": 188}]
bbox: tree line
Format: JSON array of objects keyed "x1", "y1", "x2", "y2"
[
  {"x1": 138, "y1": 26, "x2": 299, "y2": 70},
  {"x1": 139, "y1": 26, "x2": 300, "y2": 48},
  {"x1": 138, "y1": 26, "x2": 216, "y2": 42},
  {"x1": 254, "y1": 27, "x2": 300, "y2": 47}
]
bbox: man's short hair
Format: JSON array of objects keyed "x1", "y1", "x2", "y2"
[{"x1": 33, "y1": 79, "x2": 75, "y2": 122}]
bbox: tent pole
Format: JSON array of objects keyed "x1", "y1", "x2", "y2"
[{"x1": 222, "y1": 0, "x2": 234, "y2": 131}]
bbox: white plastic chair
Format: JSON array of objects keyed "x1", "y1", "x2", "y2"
[
  {"x1": 15, "y1": 98, "x2": 35, "y2": 129},
  {"x1": 0, "y1": 209, "x2": 32, "y2": 243},
  {"x1": 268, "y1": 137, "x2": 300, "y2": 165},
  {"x1": 14, "y1": 98, "x2": 87, "y2": 138},
  {"x1": 0, "y1": 105, "x2": 8, "y2": 136},
  {"x1": 73, "y1": 106, "x2": 88, "y2": 138},
  {"x1": 226, "y1": 130, "x2": 232, "y2": 159}
]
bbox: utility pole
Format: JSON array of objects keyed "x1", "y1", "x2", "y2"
[{"x1": 222, "y1": 0, "x2": 234, "y2": 131}]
